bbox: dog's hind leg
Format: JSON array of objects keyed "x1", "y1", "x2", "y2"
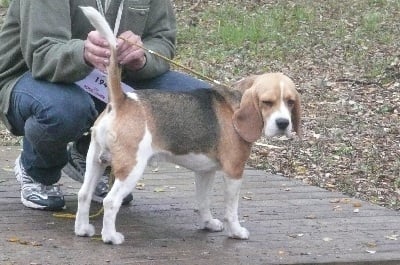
[
  {"x1": 101, "y1": 129, "x2": 153, "y2": 244},
  {"x1": 101, "y1": 160, "x2": 149, "y2": 244},
  {"x1": 75, "y1": 140, "x2": 106, "y2": 237},
  {"x1": 195, "y1": 171, "x2": 224, "y2": 232},
  {"x1": 223, "y1": 176, "x2": 249, "y2": 239}
]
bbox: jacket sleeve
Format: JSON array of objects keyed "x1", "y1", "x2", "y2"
[
  {"x1": 123, "y1": 0, "x2": 177, "y2": 81},
  {"x1": 18, "y1": 0, "x2": 176, "y2": 83},
  {"x1": 19, "y1": 0, "x2": 93, "y2": 83}
]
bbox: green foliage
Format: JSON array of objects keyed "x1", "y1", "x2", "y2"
[
  {"x1": 179, "y1": 3, "x2": 317, "y2": 62},
  {"x1": 0, "y1": 0, "x2": 9, "y2": 8},
  {"x1": 176, "y1": 0, "x2": 400, "y2": 81}
]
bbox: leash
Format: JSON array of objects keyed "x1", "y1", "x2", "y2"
[
  {"x1": 53, "y1": 208, "x2": 103, "y2": 219},
  {"x1": 118, "y1": 36, "x2": 230, "y2": 88},
  {"x1": 53, "y1": 173, "x2": 115, "y2": 220}
]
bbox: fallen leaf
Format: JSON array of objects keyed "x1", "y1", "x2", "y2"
[
  {"x1": 7, "y1": 237, "x2": 42, "y2": 247},
  {"x1": 254, "y1": 142, "x2": 284, "y2": 149},
  {"x1": 305, "y1": 214, "x2": 317, "y2": 219},
  {"x1": 295, "y1": 165, "x2": 308, "y2": 175},
  {"x1": 288, "y1": 233, "x2": 304, "y2": 238},
  {"x1": 2, "y1": 167, "x2": 13, "y2": 172},
  {"x1": 325, "y1": 183, "x2": 336, "y2": 189},
  {"x1": 364, "y1": 242, "x2": 377, "y2": 248},
  {"x1": 340, "y1": 198, "x2": 352, "y2": 204},
  {"x1": 333, "y1": 205, "x2": 342, "y2": 211},
  {"x1": 313, "y1": 133, "x2": 321, "y2": 139},
  {"x1": 136, "y1": 182, "x2": 145, "y2": 190},
  {"x1": 7, "y1": 237, "x2": 20, "y2": 243},
  {"x1": 154, "y1": 187, "x2": 166, "y2": 193},
  {"x1": 31, "y1": 241, "x2": 43, "y2": 247},
  {"x1": 385, "y1": 234, "x2": 399, "y2": 241}
]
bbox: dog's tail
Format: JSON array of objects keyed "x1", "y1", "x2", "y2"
[{"x1": 80, "y1": 6, "x2": 124, "y2": 106}]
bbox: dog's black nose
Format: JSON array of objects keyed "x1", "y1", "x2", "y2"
[{"x1": 276, "y1": 118, "x2": 289, "y2": 130}]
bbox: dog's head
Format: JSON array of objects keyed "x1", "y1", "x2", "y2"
[{"x1": 232, "y1": 73, "x2": 301, "y2": 143}]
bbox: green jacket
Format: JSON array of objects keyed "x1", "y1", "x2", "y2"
[{"x1": 0, "y1": 0, "x2": 176, "y2": 130}]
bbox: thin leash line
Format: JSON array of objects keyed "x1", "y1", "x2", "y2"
[
  {"x1": 117, "y1": 36, "x2": 230, "y2": 88},
  {"x1": 53, "y1": 174, "x2": 115, "y2": 220},
  {"x1": 53, "y1": 208, "x2": 103, "y2": 219}
]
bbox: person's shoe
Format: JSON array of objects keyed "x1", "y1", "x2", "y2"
[
  {"x1": 62, "y1": 143, "x2": 133, "y2": 205},
  {"x1": 61, "y1": 143, "x2": 86, "y2": 183},
  {"x1": 15, "y1": 156, "x2": 65, "y2": 211}
]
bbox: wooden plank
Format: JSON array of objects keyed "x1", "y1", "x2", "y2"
[{"x1": 0, "y1": 146, "x2": 399, "y2": 265}]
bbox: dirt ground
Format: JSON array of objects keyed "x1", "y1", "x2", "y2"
[{"x1": 0, "y1": 1, "x2": 399, "y2": 210}]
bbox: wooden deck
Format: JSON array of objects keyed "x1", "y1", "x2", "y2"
[{"x1": 0, "y1": 146, "x2": 399, "y2": 265}]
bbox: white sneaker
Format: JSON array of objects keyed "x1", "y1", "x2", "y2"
[{"x1": 15, "y1": 155, "x2": 65, "y2": 210}]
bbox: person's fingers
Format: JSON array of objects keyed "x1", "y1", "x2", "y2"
[
  {"x1": 84, "y1": 31, "x2": 110, "y2": 71},
  {"x1": 117, "y1": 31, "x2": 145, "y2": 66}
]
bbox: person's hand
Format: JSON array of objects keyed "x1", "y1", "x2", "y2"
[
  {"x1": 117, "y1": 31, "x2": 146, "y2": 71},
  {"x1": 83, "y1": 31, "x2": 110, "y2": 72}
]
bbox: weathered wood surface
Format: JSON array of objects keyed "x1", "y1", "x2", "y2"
[{"x1": 0, "y1": 146, "x2": 399, "y2": 265}]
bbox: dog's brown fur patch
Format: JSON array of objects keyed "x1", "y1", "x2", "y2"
[
  {"x1": 110, "y1": 98, "x2": 147, "y2": 181},
  {"x1": 215, "y1": 98, "x2": 252, "y2": 179}
]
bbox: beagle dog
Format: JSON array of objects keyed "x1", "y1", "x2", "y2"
[{"x1": 75, "y1": 7, "x2": 301, "y2": 245}]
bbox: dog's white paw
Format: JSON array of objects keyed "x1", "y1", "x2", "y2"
[
  {"x1": 102, "y1": 231, "x2": 125, "y2": 245},
  {"x1": 228, "y1": 226, "x2": 249, "y2": 240},
  {"x1": 204, "y1": 218, "x2": 224, "y2": 232},
  {"x1": 75, "y1": 223, "x2": 95, "y2": 237}
]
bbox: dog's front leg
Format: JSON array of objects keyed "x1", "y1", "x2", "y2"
[
  {"x1": 75, "y1": 141, "x2": 105, "y2": 237},
  {"x1": 195, "y1": 171, "x2": 224, "y2": 232},
  {"x1": 223, "y1": 176, "x2": 249, "y2": 239}
]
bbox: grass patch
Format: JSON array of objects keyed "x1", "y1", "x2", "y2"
[
  {"x1": 0, "y1": 0, "x2": 9, "y2": 8},
  {"x1": 177, "y1": 2, "x2": 319, "y2": 76},
  {"x1": 176, "y1": 0, "x2": 400, "y2": 81}
]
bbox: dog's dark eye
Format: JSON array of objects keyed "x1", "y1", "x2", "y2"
[
  {"x1": 262, "y1": 100, "x2": 274, "y2": 107},
  {"x1": 287, "y1": 99, "x2": 295, "y2": 107}
]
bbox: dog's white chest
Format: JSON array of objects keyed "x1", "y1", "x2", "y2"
[{"x1": 154, "y1": 152, "x2": 219, "y2": 173}]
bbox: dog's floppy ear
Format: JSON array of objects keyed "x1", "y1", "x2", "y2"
[
  {"x1": 233, "y1": 88, "x2": 264, "y2": 143},
  {"x1": 232, "y1": 75, "x2": 257, "y2": 93},
  {"x1": 292, "y1": 94, "x2": 302, "y2": 137}
]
